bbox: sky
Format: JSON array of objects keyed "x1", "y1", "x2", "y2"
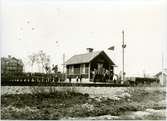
[{"x1": 1, "y1": 0, "x2": 167, "y2": 76}]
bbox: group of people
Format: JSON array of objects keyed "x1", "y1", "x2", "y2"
[
  {"x1": 68, "y1": 74, "x2": 83, "y2": 83},
  {"x1": 91, "y1": 68, "x2": 114, "y2": 82},
  {"x1": 67, "y1": 68, "x2": 114, "y2": 83}
]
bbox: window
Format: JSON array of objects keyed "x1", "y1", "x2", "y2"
[
  {"x1": 74, "y1": 64, "x2": 80, "y2": 74},
  {"x1": 69, "y1": 65, "x2": 74, "y2": 75},
  {"x1": 80, "y1": 64, "x2": 85, "y2": 74}
]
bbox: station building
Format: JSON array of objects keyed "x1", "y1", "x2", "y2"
[{"x1": 65, "y1": 49, "x2": 116, "y2": 82}]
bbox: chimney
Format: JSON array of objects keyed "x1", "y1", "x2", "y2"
[{"x1": 86, "y1": 48, "x2": 94, "y2": 53}]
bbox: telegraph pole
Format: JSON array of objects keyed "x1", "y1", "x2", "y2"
[
  {"x1": 122, "y1": 30, "x2": 126, "y2": 83},
  {"x1": 62, "y1": 53, "x2": 66, "y2": 81},
  {"x1": 63, "y1": 53, "x2": 65, "y2": 74},
  {"x1": 161, "y1": 52, "x2": 164, "y2": 85}
]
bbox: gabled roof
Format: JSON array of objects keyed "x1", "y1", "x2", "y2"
[{"x1": 65, "y1": 51, "x2": 116, "y2": 65}]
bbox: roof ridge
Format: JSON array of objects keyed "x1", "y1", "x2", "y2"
[
  {"x1": 65, "y1": 51, "x2": 103, "y2": 65},
  {"x1": 72, "y1": 50, "x2": 102, "y2": 57},
  {"x1": 65, "y1": 50, "x2": 116, "y2": 65}
]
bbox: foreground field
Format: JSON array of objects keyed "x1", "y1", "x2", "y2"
[{"x1": 1, "y1": 86, "x2": 166, "y2": 120}]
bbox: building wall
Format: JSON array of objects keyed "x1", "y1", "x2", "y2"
[
  {"x1": 1, "y1": 56, "x2": 24, "y2": 74},
  {"x1": 66, "y1": 52, "x2": 115, "y2": 80},
  {"x1": 157, "y1": 74, "x2": 167, "y2": 86},
  {"x1": 66, "y1": 63, "x2": 89, "y2": 78}
]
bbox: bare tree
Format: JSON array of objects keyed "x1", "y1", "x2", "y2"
[
  {"x1": 28, "y1": 50, "x2": 51, "y2": 73},
  {"x1": 28, "y1": 54, "x2": 37, "y2": 72},
  {"x1": 37, "y1": 50, "x2": 51, "y2": 73}
]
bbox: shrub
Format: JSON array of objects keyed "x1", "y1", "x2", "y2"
[
  {"x1": 29, "y1": 86, "x2": 84, "y2": 99},
  {"x1": 125, "y1": 86, "x2": 149, "y2": 102}
]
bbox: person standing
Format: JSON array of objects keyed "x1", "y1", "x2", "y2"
[
  {"x1": 69, "y1": 76, "x2": 71, "y2": 83},
  {"x1": 93, "y1": 68, "x2": 97, "y2": 83},
  {"x1": 79, "y1": 74, "x2": 82, "y2": 83},
  {"x1": 76, "y1": 76, "x2": 79, "y2": 83}
]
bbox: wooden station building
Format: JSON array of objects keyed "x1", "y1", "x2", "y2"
[{"x1": 65, "y1": 49, "x2": 116, "y2": 82}]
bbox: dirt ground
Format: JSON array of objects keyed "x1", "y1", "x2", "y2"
[{"x1": 1, "y1": 86, "x2": 166, "y2": 120}]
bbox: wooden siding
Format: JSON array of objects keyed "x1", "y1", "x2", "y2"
[{"x1": 66, "y1": 63, "x2": 89, "y2": 78}]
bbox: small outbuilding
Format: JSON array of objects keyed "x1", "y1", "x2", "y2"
[
  {"x1": 155, "y1": 71, "x2": 167, "y2": 86},
  {"x1": 65, "y1": 49, "x2": 116, "y2": 82}
]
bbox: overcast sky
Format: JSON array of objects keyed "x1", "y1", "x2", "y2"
[{"x1": 1, "y1": 0, "x2": 167, "y2": 76}]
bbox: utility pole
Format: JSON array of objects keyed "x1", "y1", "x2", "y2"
[
  {"x1": 62, "y1": 53, "x2": 66, "y2": 81},
  {"x1": 122, "y1": 30, "x2": 126, "y2": 83},
  {"x1": 161, "y1": 52, "x2": 164, "y2": 85},
  {"x1": 63, "y1": 53, "x2": 65, "y2": 74}
]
